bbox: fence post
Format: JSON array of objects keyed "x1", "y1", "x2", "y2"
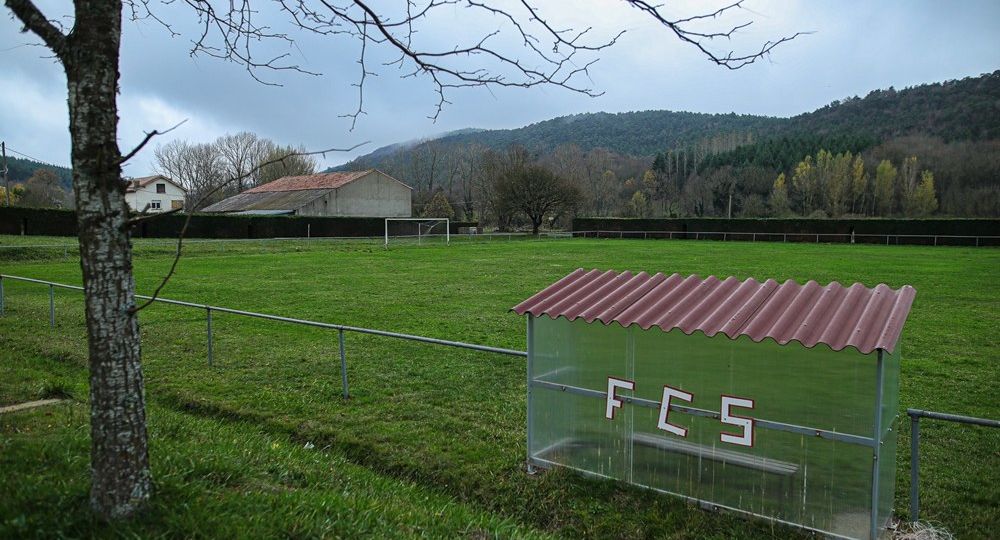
[
  {"x1": 0, "y1": 275, "x2": 5, "y2": 317},
  {"x1": 910, "y1": 414, "x2": 920, "y2": 522},
  {"x1": 206, "y1": 307, "x2": 213, "y2": 366},
  {"x1": 48, "y1": 284, "x2": 55, "y2": 327},
  {"x1": 339, "y1": 329, "x2": 349, "y2": 399}
]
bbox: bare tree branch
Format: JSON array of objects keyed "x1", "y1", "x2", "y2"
[
  {"x1": 120, "y1": 119, "x2": 188, "y2": 164},
  {"x1": 4, "y1": 0, "x2": 67, "y2": 54}
]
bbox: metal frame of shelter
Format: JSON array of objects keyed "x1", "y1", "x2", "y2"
[{"x1": 516, "y1": 269, "x2": 917, "y2": 540}]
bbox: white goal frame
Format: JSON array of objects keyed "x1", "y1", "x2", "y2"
[{"x1": 384, "y1": 217, "x2": 450, "y2": 247}]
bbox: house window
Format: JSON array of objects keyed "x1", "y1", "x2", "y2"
[
  {"x1": 156, "y1": 183, "x2": 166, "y2": 193},
  {"x1": 150, "y1": 200, "x2": 162, "y2": 210}
]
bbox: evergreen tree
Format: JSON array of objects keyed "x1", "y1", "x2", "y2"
[{"x1": 422, "y1": 190, "x2": 456, "y2": 219}]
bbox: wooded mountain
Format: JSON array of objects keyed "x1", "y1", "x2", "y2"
[
  {"x1": 331, "y1": 71, "x2": 999, "y2": 220},
  {"x1": 336, "y1": 70, "x2": 1000, "y2": 169}
]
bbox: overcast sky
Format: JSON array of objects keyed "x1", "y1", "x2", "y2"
[{"x1": 3, "y1": 1, "x2": 999, "y2": 174}]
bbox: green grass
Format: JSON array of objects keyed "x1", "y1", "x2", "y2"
[{"x1": 1, "y1": 237, "x2": 997, "y2": 538}]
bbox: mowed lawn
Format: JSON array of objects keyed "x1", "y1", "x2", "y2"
[{"x1": 1, "y1": 238, "x2": 997, "y2": 538}]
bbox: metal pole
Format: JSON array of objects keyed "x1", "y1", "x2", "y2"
[
  {"x1": 339, "y1": 329, "x2": 349, "y2": 399},
  {"x1": 206, "y1": 307, "x2": 213, "y2": 366},
  {"x1": 2, "y1": 141, "x2": 10, "y2": 207},
  {"x1": 526, "y1": 314, "x2": 535, "y2": 474},
  {"x1": 910, "y1": 414, "x2": 920, "y2": 522},
  {"x1": 384, "y1": 218, "x2": 389, "y2": 248},
  {"x1": 870, "y1": 350, "x2": 885, "y2": 540},
  {"x1": 48, "y1": 284, "x2": 55, "y2": 327},
  {"x1": 446, "y1": 220, "x2": 450, "y2": 245},
  {"x1": 0, "y1": 276, "x2": 4, "y2": 316}
]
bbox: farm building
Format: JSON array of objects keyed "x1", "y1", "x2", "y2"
[
  {"x1": 513, "y1": 269, "x2": 916, "y2": 540},
  {"x1": 202, "y1": 170, "x2": 412, "y2": 217},
  {"x1": 124, "y1": 175, "x2": 187, "y2": 213}
]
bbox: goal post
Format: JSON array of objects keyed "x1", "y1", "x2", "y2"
[{"x1": 384, "y1": 217, "x2": 450, "y2": 247}]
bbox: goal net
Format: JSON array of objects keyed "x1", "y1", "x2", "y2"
[{"x1": 384, "y1": 218, "x2": 450, "y2": 247}]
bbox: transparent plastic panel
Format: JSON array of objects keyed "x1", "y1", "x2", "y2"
[{"x1": 528, "y1": 317, "x2": 890, "y2": 539}]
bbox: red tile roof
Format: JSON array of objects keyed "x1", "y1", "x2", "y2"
[
  {"x1": 512, "y1": 269, "x2": 916, "y2": 354},
  {"x1": 245, "y1": 171, "x2": 374, "y2": 193}
]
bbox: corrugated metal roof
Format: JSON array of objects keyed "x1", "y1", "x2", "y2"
[
  {"x1": 201, "y1": 189, "x2": 330, "y2": 213},
  {"x1": 512, "y1": 269, "x2": 916, "y2": 354},
  {"x1": 245, "y1": 171, "x2": 373, "y2": 193}
]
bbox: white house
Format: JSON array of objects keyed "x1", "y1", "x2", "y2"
[{"x1": 124, "y1": 175, "x2": 187, "y2": 213}]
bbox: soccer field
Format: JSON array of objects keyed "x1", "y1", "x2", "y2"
[{"x1": 1, "y1": 238, "x2": 997, "y2": 538}]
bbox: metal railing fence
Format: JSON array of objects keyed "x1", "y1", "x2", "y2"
[
  {"x1": 3, "y1": 272, "x2": 997, "y2": 527},
  {"x1": 570, "y1": 230, "x2": 1000, "y2": 246},
  {"x1": 907, "y1": 408, "x2": 1000, "y2": 522},
  {"x1": 0, "y1": 274, "x2": 525, "y2": 400},
  {"x1": 1, "y1": 230, "x2": 996, "y2": 261}
]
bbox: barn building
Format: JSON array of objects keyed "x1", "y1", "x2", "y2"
[
  {"x1": 202, "y1": 170, "x2": 412, "y2": 217},
  {"x1": 124, "y1": 175, "x2": 187, "y2": 213}
]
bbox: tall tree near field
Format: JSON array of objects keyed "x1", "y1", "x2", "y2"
[
  {"x1": 770, "y1": 173, "x2": 790, "y2": 216},
  {"x1": 899, "y1": 156, "x2": 919, "y2": 216},
  {"x1": 909, "y1": 170, "x2": 939, "y2": 216},
  {"x1": 498, "y1": 165, "x2": 581, "y2": 235},
  {"x1": 627, "y1": 190, "x2": 650, "y2": 217},
  {"x1": 874, "y1": 159, "x2": 898, "y2": 216},
  {"x1": 824, "y1": 152, "x2": 851, "y2": 217},
  {"x1": 850, "y1": 154, "x2": 867, "y2": 215},
  {"x1": 791, "y1": 155, "x2": 817, "y2": 214},
  {"x1": 422, "y1": 190, "x2": 455, "y2": 219},
  {"x1": 5, "y1": 0, "x2": 797, "y2": 521}
]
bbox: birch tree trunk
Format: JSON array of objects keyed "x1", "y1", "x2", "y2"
[{"x1": 64, "y1": 0, "x2": 151, "y2": 520}]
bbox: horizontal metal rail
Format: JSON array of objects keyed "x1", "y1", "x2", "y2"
[
  {"x1": 0, "y1": 274, "x2": 526, "y2": 359},
  {"x1": 907, "y1": 408, "x2": 999, "y2": 522},
  {"x1": 531, "y1": 378, "x2": 875, "y2": 447},
  {"x1": 570, "y1": 230, "x2": 1000, "y2": 246},
  {"x1": 2, "y1": 230, "x2": 996, "y2": 252}
]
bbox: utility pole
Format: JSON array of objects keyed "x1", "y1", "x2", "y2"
[{"x1": 2, "y1": 141, "x2": 9, "y2": 206}]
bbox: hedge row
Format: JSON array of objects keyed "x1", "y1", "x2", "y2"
[
  {"x1": 572, "y1": 218, "x2": 1000, "y2": 246},
  {"x1": 0, "y1": 207, "x2": 475, "y2": 239}
]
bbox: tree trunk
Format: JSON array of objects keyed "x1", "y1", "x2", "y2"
[{"x1": 63, "y1": 0, "x2": 151, "y2": 520}]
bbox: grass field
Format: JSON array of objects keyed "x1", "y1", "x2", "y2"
[{"x1": 1, "y1": 237, "x2": 997, "y2": 538}]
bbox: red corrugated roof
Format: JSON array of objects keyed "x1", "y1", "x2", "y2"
[
  {"x1": 512, "y1": 269, "x2": 916, "y2": 354},
  {"x1": 245, "y1": 171, "x2": 373, "y2": 193}
]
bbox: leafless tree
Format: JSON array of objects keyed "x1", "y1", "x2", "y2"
[
  {"x1": 216, "y1": 132, "x2": 275, "y2": 192},
  {"x1": 154, "y1": 139, "x2": 226, "y2": 209},
  {"x1": 255, "y1": 145, "x2": 318, "y2": 186},
  {"x1": 5, "y1": 0, "x2": 800, "y2": 521},
  {"x1": 18, "y1": 168, "x2": 70, "y2": 208},
  {"x1": 497, "y1": 163, "x2": 581, "y2": 235}
]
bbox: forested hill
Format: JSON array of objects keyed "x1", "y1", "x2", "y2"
[
  {"x1": 432, "y1": 111, "x2": 784, "y2": 157},
  {"x1": 4, "y1": 155, "x2": 73, "y2": 189},
  {"x1": 336, "y1": 70, "x2": 1000, "y2": 170}
]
